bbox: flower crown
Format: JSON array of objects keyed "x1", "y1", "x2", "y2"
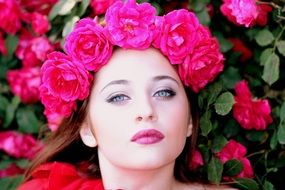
[{"x1": 40, "y1": 0, "x2": 224, "y2": 119}]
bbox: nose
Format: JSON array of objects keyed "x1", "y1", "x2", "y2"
[{"x1": 135, "y1": 96, "x2": 157, "y2": 122}]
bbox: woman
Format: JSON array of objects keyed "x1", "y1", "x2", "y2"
[{"x1": 18, "y1": 0, "x2": 234, "y2": 189}]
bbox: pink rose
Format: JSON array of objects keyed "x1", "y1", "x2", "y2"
[
  {"x1": 228, "y1": 38, "x2": 252, "y2": 62},
  {"x1": 105, "y1": 0, "x2": 156, "y2": 49},
  {"x1": 189, "y1": 149, "x2": 204, "y2": 171},
  {"x1": 0, "y1": 163, "x2": 24, "y2": 178},
  {"x1": 178, "y1": 26, "x2": 224, "y2": 92},
  {"x1": 91, "y1": 0, "x2": 119, "y2": 15},
  {"x1": 0, "y1": 0, "x2": 21, "y2": 35},
  {"x1": 41, "y1": 51, "x2": 92, "y2": 102},
  {"x1": 220, "y1": 0, "x2": 258, "y2": 27},
  {"x1": 0, "y1": 30, "x2": 7, "y2": 55},
  {"x1": 65, "y1": 18, "x2": 113, "y2": 71},
  {"x1": 7, "y1": 67, "x2": 41, "y2": 104},
  {"x1": 154, "y1": 9, "x2": 200, "y2": 64},
  {"x1": 31, "y1": 12, "x2": 50, "y2": 35},
  {"x1": 233, "y1": 80, "x2": 273, "y2": 130},
  {"x1": 216, "y1": 140, "x2": 254, "y2": 179},
  {"x1": 16, "y1": 30, "x2": 54, "y2": 68},
  {"x1": 0, "y1": 131, "x2": 43, "y2": 160},
  {"x1": 40, "y1": 86, "x2": 77, "y2": 118},
  {"x1": 220, "y1": 0, "x2": 272, "y2": 27}
]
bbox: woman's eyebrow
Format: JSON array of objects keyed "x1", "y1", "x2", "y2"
[
  {"x1": 100, "y1": 79, "x2": 129, "y2": 93},
  {"x1": 153, "y1": 75, "x2": 180, "y2": 86}
]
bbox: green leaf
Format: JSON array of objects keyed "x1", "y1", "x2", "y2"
[
  {"x1": 196, "y1": 9, "x2": 210, "y2": 26},
  {"x1": 270, "y1": 130, "x2": 278, "y2": 149},
  {"x1": 207, "y1": 82, "x2": 223, "y2": 105},
  {"x1": 49, "y1": 0, "x2": 77, "y2": 20},
  {"x1": 263, "y1": 180, "x2": 275, "y2": 190},
  {"x1": 15, "y1": 159, "x2": 29, "y2": 168},
  {"x1": 4, "y1": 96, "x2": 20, "y2": 128},
  {"x1": 260, "y1": 48, "x2": 273, "y2": 66},
  {"x1": 212, "y1": 135, "x2": 227, "y2": 153},
  {"x1": 233, "y1": 178, "x2": 259, "y2": 190},
  {"x1": 0, "y1": 175, "x2": 24, "y2": 190},
  {"x1": 16, "y1": 107, "x2": 39, "y2": 134},
  {"x1": 200, "y1": 111, "x2": 212, "y2": 136},
  {"x1": 224, "y1": 159, "x2": 243, "y2": 176},
  {"x1": 77, "y1": 0, "x2": 90, "y2": 17},
  {"x1": 262, "y1": 53, "x2": 279, "y2": 85},
  {"x1": 276, "y1": 40, "x2": 285, "y2": 57},
  {"x1": 5, "y1": 35, "x2": 19, "y2": 58},
  {"x1": 245, "y1": 131, "x2": 268, "y2": 143},
  {"x1": 62, "y1": 16, "x2": 80, "y2": 37},
  {"x1": 207, "y1": 157, "x2": 223, "y2": 184},
  {"x1": 255, "y1": 29, "x2": 274, "y2": 46},
  {"x1": 214, "y1": 92, "x2": 234, "y2": 116},
  {"x1": 0, "y1": 95, "x2": 9, "y2": 114},
  {"x1": 189, "y1": 0, "x2": 210, "y2": 12},
  {"x1": 277, "y1": 120, "x2": 285, "y2": 144},
  {"x1": 280, "y1": 102, "x2": 285, "y2": 121},
  {"x1": 220, "y1": 67, "x2": 241, "y2": 89},
  {"x1": 218, "y1": 36, "x2": 233, "y2": 53},
  {"x1": 223, "y1": 119, "x2": 240, "y2": 138}
]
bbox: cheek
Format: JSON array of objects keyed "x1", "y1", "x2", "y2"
[{"x1": 89, "y1": 103, "x2": 131, "y2": 145}]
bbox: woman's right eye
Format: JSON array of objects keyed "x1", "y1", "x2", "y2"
[{"x1": 106, "y1": 94, "x2": 130, "y2": 103}]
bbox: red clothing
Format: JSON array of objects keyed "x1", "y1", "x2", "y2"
[{"x1": 18, "y1": 162, "x2": 104, "y2": 190}]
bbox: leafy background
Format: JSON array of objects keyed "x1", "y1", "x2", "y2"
[{"x1": 0, "y1": 0, "x2": 284, "y2": 189}]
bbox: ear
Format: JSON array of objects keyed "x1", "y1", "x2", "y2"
[
  {"x1": 186, "y1": 116, "x2": 193, "y2": 137},
  {"x1": 79, "y1": 122, "x2": 97, "y2": 147}
]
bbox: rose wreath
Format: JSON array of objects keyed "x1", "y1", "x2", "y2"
[{"x1": 39, "y1": 0, "x2": 224, "y2": 118}]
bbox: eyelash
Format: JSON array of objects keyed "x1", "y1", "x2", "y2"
[{"x1": 106, "y1": 89, "x2": 176, "y2": 103}]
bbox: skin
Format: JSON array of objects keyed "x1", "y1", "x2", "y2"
[{"x1": 80, "y1": 48, "x2": 236, "y2": 190}]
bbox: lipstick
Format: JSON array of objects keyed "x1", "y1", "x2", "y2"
[{"x1": 131, "y1": 129, "x2": 165, "y2": 145}]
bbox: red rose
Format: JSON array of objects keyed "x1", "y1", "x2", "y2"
[
  {"x1": 178, "y1": 26, "x2": 224, "y2": 92},
  {"x1": 228, "y1": 38, "x2": 252, "y2": 62},
  {"x1": 154, "y1": 9, "x2": 200, "y2": 64},
  {"x1": 65, "y1": 18, "x2": 113, "y2": 71},
  {"x1": 189, "y1": 149, "x2": 204, "y2": 171},
  {"x1": 31, "y1": 12, "x2": 50, "y2": 35},
  {"x1": 90, "y1": 0, "x2": 119, "y2": 15},
  {"x1": 233, "y1": 80, "x2": 273, "y2": 130},
  {"x1": 16, "y1": 30, "x2": 54, "y2": 68},
  {"x1": 40, "y1": 86, "x2": 77, "y2": 118},
  {"x1": 0, "y1": 0, "x2": 21, "y2": 35},
  {"x1": 0, "y1": 131, "x2": 43, "y2": 160},
  {"x1": 0, "y1": 31, "x2": 7, "y2": 55},
  {"x1": 41, "y1": 51, "x2": 93, "y2": 102},
  {"x1": 7, "y1": 67, "x2": 41, "y2": 104},
  {"x1": 216, "y1": 140, "x2": 254, "y2": 179}
]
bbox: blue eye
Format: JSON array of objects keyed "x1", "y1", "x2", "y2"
[
  {"x1": 154, "y1": 89, "x2": 176, "y2": 98},
  {"x1": 107, "y1": 94, "x2": 129, "y2": 103}
]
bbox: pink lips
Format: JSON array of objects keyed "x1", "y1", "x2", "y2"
[{"x1": 131, "y1": 129, "x2": 165, "y2": 145}]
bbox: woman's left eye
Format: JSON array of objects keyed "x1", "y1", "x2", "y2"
[{"x1": 153, "y1": 89, "x2": 176, "y2": 98}]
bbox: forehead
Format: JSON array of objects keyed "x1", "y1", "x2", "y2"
[{"x1": 93, "y1": 47, "x2": 181, "y2": 85}]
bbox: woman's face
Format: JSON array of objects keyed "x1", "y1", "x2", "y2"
[{"x1": 82, "y1": 48, "x2": 192, "y2": 170}]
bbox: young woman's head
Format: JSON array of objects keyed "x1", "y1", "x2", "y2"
[{"x1": 79, "y1": 47, "x2": 193, "y2": 171}]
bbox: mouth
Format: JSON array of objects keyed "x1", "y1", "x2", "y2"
[{"x1": 131, "y1": 129, "x2": 165, "y2": 145}]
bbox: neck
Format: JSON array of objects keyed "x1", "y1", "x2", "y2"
[{"x1": 98, "y1": 150, "x2": 179, "y2": 190}]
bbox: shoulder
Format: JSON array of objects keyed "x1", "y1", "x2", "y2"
[
  {"x1": 17, "y1": 162, "x2": 104, "y2": 190},
  {"x1": 178, "y1": 182, "x2": 238, "y2": 190}
]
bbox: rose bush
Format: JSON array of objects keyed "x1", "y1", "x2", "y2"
[{"x1": 0, "y1": 0, "x2": 284, "y2": 189}]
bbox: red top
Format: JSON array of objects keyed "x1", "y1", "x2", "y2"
[{"x1": 17, "y1": 162, "x2": 104, "y2": 190}]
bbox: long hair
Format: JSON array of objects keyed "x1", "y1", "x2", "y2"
[{"x1": 24, "y1": 78, "x2": 200, "y2": 183}]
